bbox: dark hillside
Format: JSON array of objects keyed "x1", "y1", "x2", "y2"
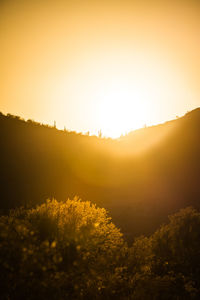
[{"x1": 0, "y1": 108, "x2": 200, "y2": 240}]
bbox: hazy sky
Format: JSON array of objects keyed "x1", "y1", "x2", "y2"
[{"x1": 1, "y1": 0, "x2": 199, "y2": 137}]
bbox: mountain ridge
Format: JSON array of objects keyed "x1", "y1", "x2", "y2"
[{"x1": 0, "y1": 107, "x2": 200, "y2": 240}]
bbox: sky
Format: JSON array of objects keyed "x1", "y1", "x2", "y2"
[{"x1": 0, "y1": 0, "x2": 200, "y2": 137}]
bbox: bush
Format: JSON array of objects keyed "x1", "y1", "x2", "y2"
[
  {"x1": 129, "y1": 207, "x2": 200, "y2": 299},
  {"x1": 0, "y1": 197, "x2": 127, "y2": 299}
]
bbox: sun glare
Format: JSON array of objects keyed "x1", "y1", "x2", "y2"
[
  {"x1": 63, "y1": 50, "x2": 187, "y2": 138},
  {"x1": 96, "y1": 78, "x2": 147, "y2": 138}
]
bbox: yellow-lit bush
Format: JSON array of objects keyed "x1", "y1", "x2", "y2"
[
  {"x1": 129, "y1": 207, "x2": 200, "y2": 300},
  {"x1": 0, "y1": 198, "x2": 127, "y2": 299},
  {"x1": 1, "y1": 200, "x2": 200, "y2": 299}
]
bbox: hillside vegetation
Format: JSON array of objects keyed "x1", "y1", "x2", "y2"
[
  {"x1": 0, "y1": 198, "x2": 200, "y2": 299},
  {"x1": 0, "y1": 108, "x2": 200, "y2": 238}
]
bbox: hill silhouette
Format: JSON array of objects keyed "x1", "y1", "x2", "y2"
[{"x1": 0, "y1": 108, "x2": 200, "y2": 240}]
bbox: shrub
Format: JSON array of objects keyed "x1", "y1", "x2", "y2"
[
  {"x1": 0, "y1": 197, "x2": 127, "y2": 299},
  {"x1": 129, "y1": 207, "x2": 200, "y2": 299}
]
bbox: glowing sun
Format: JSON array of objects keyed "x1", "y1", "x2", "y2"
[{"x1": 49, "y1": 50, "x2": 189, "y2": 138}]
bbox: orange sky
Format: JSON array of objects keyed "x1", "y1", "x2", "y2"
[{"x1": 0, "y1": 0, "x2": 199, "y2": 137}]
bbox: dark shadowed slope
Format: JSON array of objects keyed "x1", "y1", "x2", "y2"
[{"x1": 0, "y1": 108, "x2": 200, "y2": 240}]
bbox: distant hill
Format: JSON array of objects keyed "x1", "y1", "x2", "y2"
[{"x1": 0, "y1": 108, "x2": 200, "y2": 240}]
